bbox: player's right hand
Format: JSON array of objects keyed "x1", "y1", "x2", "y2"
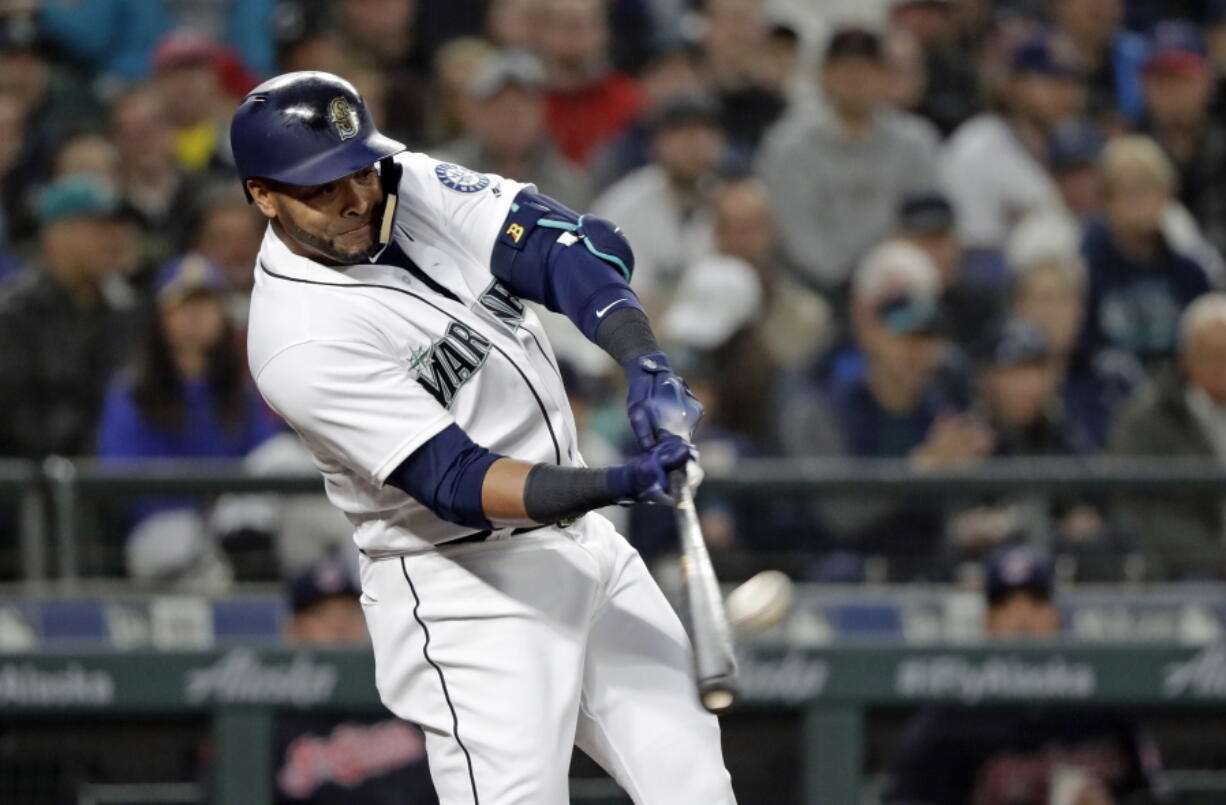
[{"x1": 607, "y1": 434, "x2": 698, "y2": 506}]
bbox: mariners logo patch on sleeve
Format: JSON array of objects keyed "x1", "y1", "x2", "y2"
[{"x1": 434, "y1": 163, "x2": 491, "y2": 194}]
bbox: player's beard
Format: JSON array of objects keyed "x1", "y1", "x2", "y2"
[{"x1": 277, "y1": 206, "x2": 379, "y2": 266}]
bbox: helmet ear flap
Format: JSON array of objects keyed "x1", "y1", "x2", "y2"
[{"x1": 376, "y1": 157, "x2": 403, "y2": 246}]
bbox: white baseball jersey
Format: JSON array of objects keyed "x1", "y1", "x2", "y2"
[
  {"x1": 247, "y1": 149, "x2": 736, "y2": 805},
  {"x1": 246, "y1": 152, "x2": 584, "y2": 553}
]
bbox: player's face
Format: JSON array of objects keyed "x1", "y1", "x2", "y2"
[{"x1": 250, "y1": 166, "x2": 383, "y2": 265}]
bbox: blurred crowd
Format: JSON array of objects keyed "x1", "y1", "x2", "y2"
[{"x1": 3, "y1": 0, "x2": 1226, "y2": 587}]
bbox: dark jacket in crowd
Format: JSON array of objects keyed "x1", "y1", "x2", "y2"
[
  {"x1": 0, "y1": 268, "x2": 139, "y2": 457},
  {"x1": 1080, "y1": 219, "x2": 1211, "y2": 362},
  {"x1": 917, "y1": 46, "x2": 980, "y2": 137},
  {"x1": 778, "y1": 349, "x2": 969, "y2": 579},
  {"x1": 1109, "y1": 370, "x2": 1226, "y2": 579},
  {"x1": 789, "y1": 347, "x2": 970, "y2": 459},
  {"x1": 1061, "y1": 347, "x2": 1144, "y2": 452},
  {"x1": 885, "y1": 705, "x2": 1169, "y2": 805},
  {"x1": 988, "y1": 409, "x2": 1081, "y2": 459},
  {"x1": 1144, "y1": 117, "x2": 1226, "y2": 260}
]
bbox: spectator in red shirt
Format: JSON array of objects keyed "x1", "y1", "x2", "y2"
[{"x1": 535, "y1": 0, "x2": 643, "y2": 165}]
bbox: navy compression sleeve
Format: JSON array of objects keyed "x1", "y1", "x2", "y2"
[
  {"x1": 594, "y1": 306, "x2": 661, "y2": 368},
  {"x1": 385, "y1": 424, "x2": 501, "y2": 530},
  {"x1": 490, "y1": 189, "x2": 643, "y2": 341},
  {"x1": 385, "y1": 424, "x2": 632, "y2": 529}
]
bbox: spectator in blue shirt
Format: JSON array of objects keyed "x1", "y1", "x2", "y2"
[
  {"x1": 779, "y1": 240, "x2": 993, "y2": 581},
  {"x1": 1080, "y1": 134, "x2": 1212, "y2": 364},
  {"x1": 97, "y1": 254, "x2": 279, "y2": 512}
]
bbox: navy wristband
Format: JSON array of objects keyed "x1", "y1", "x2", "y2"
[{"x1": 523, "y1": 464, "x2": 617, "y2": 523}]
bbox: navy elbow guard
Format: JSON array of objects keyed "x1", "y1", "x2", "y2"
[
  {"x1": 549, "y1": 213, "x2": 634, "y2": 284},
  {"x1": 492, "y1": 190, "x2": 642, "y2": 341},
  {"x1": 385, "y1": 424, "x2": 501, "y2": 530}
]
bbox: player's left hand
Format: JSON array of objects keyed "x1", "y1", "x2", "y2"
[
  {"x1": 609, "y1": 433, "x2": 699, "y2": 506},
  {"x1": 624, "y1": 351, "x2": 703, "y2": 449}
]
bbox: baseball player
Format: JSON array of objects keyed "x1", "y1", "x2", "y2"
[{"x1": 231, "y1": 72, "x2": 735, "y2": 804}]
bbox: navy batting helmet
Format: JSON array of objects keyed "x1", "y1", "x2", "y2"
[{"x1": 230, "y1": 71, "x2": 405, "y2": 197}]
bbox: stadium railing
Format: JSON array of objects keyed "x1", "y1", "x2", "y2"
[
  {"x1": 0, "y1": 459, "x2": 48, "y2": 582},
  {"x1": 5, "y1": 454, "x2": 1226, "y2": 584}
]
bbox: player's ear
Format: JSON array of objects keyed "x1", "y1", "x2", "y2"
[{"x1": 247, "y1": 180, "x2": 277, "y2": 219}]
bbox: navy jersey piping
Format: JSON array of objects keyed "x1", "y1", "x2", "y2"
[
  {"x1": 258, "y1": 261, "x2": 563, "y2": 464},
  {"x1": 374, "y1": 239, "x2": 462, "y2": 304},
  {"x1": 524, "y1": 329, "x2": 562, "y2": 380},
  {"x1": 400, "y1": 558, "x2": 480, "y2": 804},
  {"x1": 475, "y1": 278, "x2": 562, "y2": 382}
]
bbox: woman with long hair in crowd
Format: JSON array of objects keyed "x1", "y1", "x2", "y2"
[
  {"x1": 99, "y1": 253, "x2": 277, "y2": 462},
  {"x1": 97, "y1": 254, "x2": 279, "y2": 584}
]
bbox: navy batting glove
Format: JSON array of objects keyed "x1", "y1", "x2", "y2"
[
  {"x1": 607, "y1": 434, "x2": 697, "y2": 506},
  {"x1": 623, "y1": 351, "x2": 704, "y2": 450}
]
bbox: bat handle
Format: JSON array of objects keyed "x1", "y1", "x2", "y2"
[
  {"x1": 670, "y1": 470, "x2": 739, "y2": 713},
  {"x1": 669, "y1": 468, "x2": 690, "y2": 504}
]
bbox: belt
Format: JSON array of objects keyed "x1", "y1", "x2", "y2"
[
  {"x1": 358, "y1": 520, "x2": 570, "y2": 560},
  {"x1": 438, "y1": 523, "x2": 549, "y2": 547}
]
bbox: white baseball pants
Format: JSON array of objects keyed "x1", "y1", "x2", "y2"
[{"x1": 358, "y1": 513, "x2": 736, "y2": 804}]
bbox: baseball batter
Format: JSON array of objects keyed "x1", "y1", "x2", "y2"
[{"x1": 231, "y1": 72, "x2": 735, "y2": 804}]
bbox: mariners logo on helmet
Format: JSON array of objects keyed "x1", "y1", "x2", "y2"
[{"x1": 329, "y1": 97, "x2": 360, "y2": 141}]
